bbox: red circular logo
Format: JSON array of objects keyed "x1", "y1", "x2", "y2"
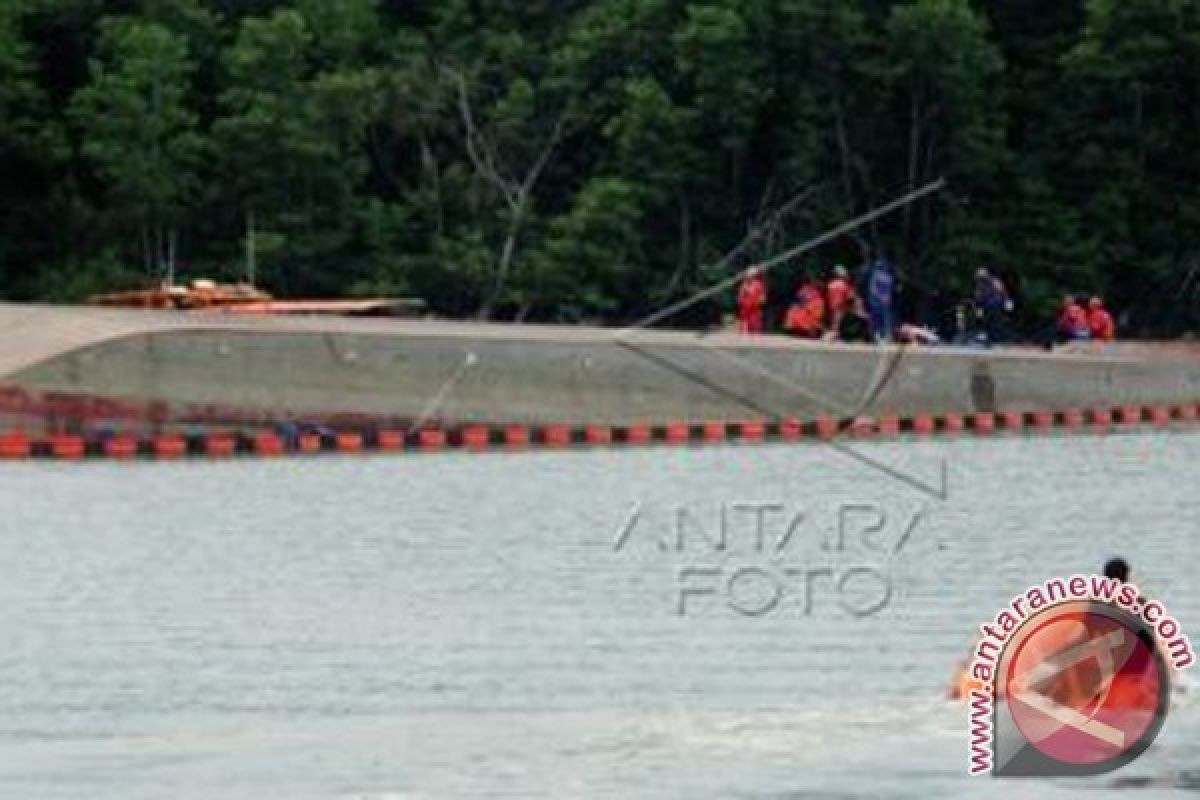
[{"x1": 1005, "y1": 605, "x2": 1166, "y2": 768}]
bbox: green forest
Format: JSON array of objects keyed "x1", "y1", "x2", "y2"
[{"x1": 2, "y1": 0, "x2": 1199, "y2": 335}]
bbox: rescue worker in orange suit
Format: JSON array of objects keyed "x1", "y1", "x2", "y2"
[
  {"x1": 784, "y1": 280, "x2": 826, "y2": 339},
  {"x1": 1088, "y1": 297, "x2": 1116, "y2": 342},
  {"x1": 825, "y1": 265, "x2": 858, "y2": 340},
  {"x1": 737, "y1": 267, "x2": 767, "y2": 334},
  {"x1": 1057, "y1": 295, "x2": 1091, "y2": 343}
]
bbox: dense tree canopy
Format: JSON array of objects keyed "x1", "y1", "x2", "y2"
[{"x1": 1, "y1": 0, "x2": 1198, "y2": 335}]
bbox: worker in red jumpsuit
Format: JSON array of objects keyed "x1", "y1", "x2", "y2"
[
  {"x1": 1057, "y1": 295, "x2": 1091, "y2": 342},
  {"x1": 825, "y1": 265, "x2": 858, "y2": 339},
  {"x1": 737, "y1": 267, "x2": 768, "y2": 334},
  {"x1": 1088, "y1": 297, "x2": 1116, "y2": 341},
  {"x1": 784, "y1": 281, "x2": 826, "y2": 339}
]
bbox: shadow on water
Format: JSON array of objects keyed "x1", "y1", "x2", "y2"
[{"x1": 1106, "y1": 770, "x2": 1200, "y2": 791}]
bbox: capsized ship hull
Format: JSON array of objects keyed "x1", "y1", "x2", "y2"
[{"x1": 0, "y1": 303, "x2": 1197, "y2": 434}]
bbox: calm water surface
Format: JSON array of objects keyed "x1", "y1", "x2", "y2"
[{"x1": 1, "y1": 432, "x2": 1198, "y2": 798}]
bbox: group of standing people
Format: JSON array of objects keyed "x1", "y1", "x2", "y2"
[
  {"x1": 736, "y1": 261, "x2": 1118, "y2": 346},
  {"x1": 736, "y1": 260, "x2": 898, "y2": 343}
]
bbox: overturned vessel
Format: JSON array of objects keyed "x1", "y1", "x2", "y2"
[{"x1": 0, "y1": 302, "x2": 1196, "y2": 436}]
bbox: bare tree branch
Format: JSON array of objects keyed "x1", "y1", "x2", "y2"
[
  {"x1": 443, "y1": 66, "x2": 517, "y2": 213},
  {"x1": 441, "y1": 65, "x2": 570, "y2": 318},
  {"x1": 714, "y1": 183, "x2": 820, "y2": 277},
  {"x1": 522, "y1": 106, "x2": 568, "y2": 192}
]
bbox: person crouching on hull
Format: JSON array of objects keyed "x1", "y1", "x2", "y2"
[
  {"x1": 1057, "y1": 295, "x2": 1092, "y2": 343},
  {"x1": 784, "y1": 280, "x2": 826, "y2": 339}
]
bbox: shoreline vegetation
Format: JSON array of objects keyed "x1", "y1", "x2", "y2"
[{"x1": 1, "y1": 1, "x2": 1198, "y2": 338}]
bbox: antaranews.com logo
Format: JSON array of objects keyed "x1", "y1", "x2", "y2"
[{"x1": 966, "y1": 575, "x2": 1194, "y2": 777}]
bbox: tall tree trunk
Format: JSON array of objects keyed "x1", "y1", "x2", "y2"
[
  {"x1": 141, "y1": 224, "x2": 152, "y2": 278},
  {"x1": 479, "y1": 197, "x2": 526, "y2": 319},
  {"x1": 904, "y1": 89, "x2": 922, "y2": 265},
  {"x1": 166, "y1": 227, "x2": 177, "y2": 289}
]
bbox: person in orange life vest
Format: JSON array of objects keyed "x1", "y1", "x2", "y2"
[
  {"x1": 1057, "y1": 295, "x2": 1091, "y2": 342},
  {"x1": 1088, "y1": 297, "x2": 1116, "y2": 341},
  {"x1": 737, "y1": 267, "x2": 767, "y2": 334},
  {"x1": 825, "y1": 265, "x2": 858, "y2": 339},
  {"x1": 784, "y1": 280, "x2": 826, "y2": 339}
]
